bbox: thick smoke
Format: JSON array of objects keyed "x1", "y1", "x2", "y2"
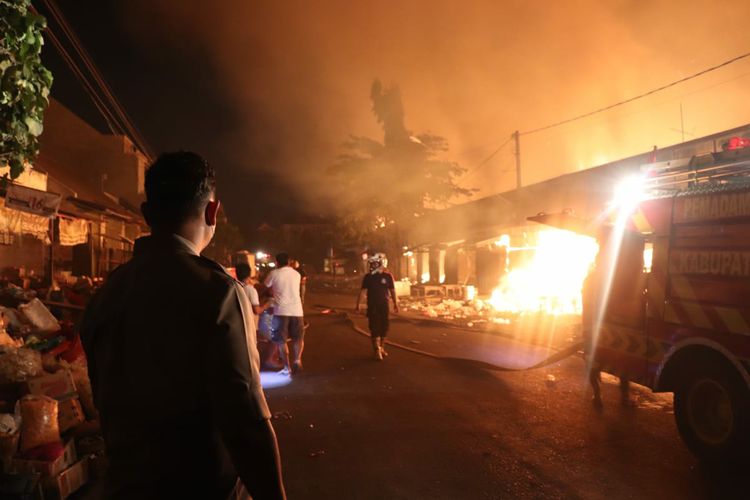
[{"x1": 118, "y1": 0, "x2": 750, "y2": 217}]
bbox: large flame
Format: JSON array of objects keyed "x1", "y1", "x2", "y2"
[{"x1": 489, "y1": 229, "x2": 598, "y2": 315}]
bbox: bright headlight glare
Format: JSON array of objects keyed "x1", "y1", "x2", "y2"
[{"x1": 612, "y1": 175, "x2": 646, "y2": 211}]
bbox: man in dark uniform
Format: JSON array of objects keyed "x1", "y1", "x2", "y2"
[
  {"x1": 80, "y1": 152, "x2": 286, "y2": 499},
  {"x1": 582, "y1": 229, "x2": 631, "y2": 408},
  {"x1": 355, "y1": 253, "x2": 399, "y2": 360}
]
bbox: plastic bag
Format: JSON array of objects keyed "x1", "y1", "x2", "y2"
[
  {"x1": 0, "y1": 413, "x2": 19, "y2": 435},
  {"x1": 69, "y1": 361, "x2": 97, "y2": 420},
  {"x1": 0, "y1": 347, "x2": 43, "y2": 383},
  {"x1": 19, "y1": 395, "x2": 60, "y2": 452},
  {"x1": 258, "y1": 310, "x2": 274, "y2": 340},
  {"x1": 18, "y1": 299, "x2": 60, "y2": 333}
]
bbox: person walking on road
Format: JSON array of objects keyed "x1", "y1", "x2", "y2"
[
  {"x1": 80, "y1": 152, "x2": 285, "y2": 500},
  {"x1": 237, "y1": 263, "x2": 282, "y2": 370},
  {"x1": 264, "y1": 252, "x2": 305, "y2": 375},
  {"x1": 355, "y1": 253, "x2": 399, "y2": 360}
]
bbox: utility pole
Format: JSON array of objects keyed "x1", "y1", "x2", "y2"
[
  {"x1": 512, "y1": 130, "x2": 521, "y2": 189},
  {"x1": 680, "y1": 103, "x2": 685, "y2": 143}
]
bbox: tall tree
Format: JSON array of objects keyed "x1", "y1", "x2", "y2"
[
  {"x1": 329, "y1": 79, "x2": 473, "y2": 245},
  {"x1": 1, "y1": 0, "x2": 53, "y2": 179}
]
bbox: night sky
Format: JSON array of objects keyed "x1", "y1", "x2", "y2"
[{"x1": 37, "y1": 0, "x2": 750, "y2": 239}]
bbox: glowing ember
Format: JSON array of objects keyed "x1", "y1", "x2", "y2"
[{"x1": 488, "y1": 229, "x2": 598, "y2": 315}]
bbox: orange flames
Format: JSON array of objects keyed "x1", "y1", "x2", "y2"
[{"x1": 488, "y1": 229, "x2": 598, "y2": 315}]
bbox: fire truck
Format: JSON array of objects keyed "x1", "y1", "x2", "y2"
[{"x1": 532, "y1": 138, "x2": 750, "y2": 462}]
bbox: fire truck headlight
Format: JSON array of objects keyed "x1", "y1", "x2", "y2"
[{"x1": 612, "y1": 175, "x2": 646, "y2": 212}]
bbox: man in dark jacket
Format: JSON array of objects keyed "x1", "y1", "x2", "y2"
[{"x1": 80, "y1": 152, "x2": 286, "y2": 499}]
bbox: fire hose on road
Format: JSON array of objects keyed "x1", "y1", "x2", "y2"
[{"x1": 317, "y1": 307, "x2": 584, "y2": 372}]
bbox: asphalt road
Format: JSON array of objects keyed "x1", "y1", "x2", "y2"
[{"x1": 265, "y1": 292, "x2": 750, "y2": 500}]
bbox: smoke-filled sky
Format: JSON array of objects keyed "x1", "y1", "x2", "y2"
[{"x1": 44, "y1": 0, "x2": 750, "y2": 236}]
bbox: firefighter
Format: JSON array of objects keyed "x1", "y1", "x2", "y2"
[
  {"x1": 582, "y1": 230, "x2": 632, "y2": 407},
  {"x1": 355, "y1": 253, "x2": 399, "y2": 360}
]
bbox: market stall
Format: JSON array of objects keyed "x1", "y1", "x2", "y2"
[{"x1": 0, "y1": 292, "x2": 100, "y2": 499}]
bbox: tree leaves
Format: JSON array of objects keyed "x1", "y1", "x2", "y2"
[
  {"x1": 330, "y1": 80, "x2": 475, "y2": 246},
  {"x1": 0, "y1": 0, "x2": 52, "y2": 179}
]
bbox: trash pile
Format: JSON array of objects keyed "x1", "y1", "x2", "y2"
[
  {"x1": 400, "y1": 297, "x2": 513, "y2": 329},
  {"x1": 0, "y1": 292, "x2": 101, "y2": 499},
  {"x1": 398, "y1": 292, "x2": 584, "y2": 352}
]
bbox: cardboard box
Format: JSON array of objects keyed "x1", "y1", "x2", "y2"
[
  {"x1": 74, "y1": 435, "x2": 104, "y2": 456},
  {"x1": 26, "y1": 371, "x2": 76, "y2": 401},
  {"x1": 4, "y1": 440, "x2": 76, "y2": 477},
  {"x1": 394, "y1": 280, "x2": 411, "y2": 297},
  {"x1": 43, "y1": 458, "x2": 89, "y2": 500},
  {"x1": 57, "y1": 398, "x2": 84, "y2": 434}
]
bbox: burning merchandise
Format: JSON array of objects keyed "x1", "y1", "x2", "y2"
[
  {"x1": 488, "y1": 229, "x2": 598, "y2": 316},
  {"x1": 403, "y1": 229, "x2": 597, "y2": 329}
]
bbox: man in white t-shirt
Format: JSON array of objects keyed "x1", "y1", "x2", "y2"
[{"x1": 264, "y1": 252, "x2": 305, "y2": 375}]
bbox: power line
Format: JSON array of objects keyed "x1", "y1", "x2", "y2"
[
  {"x1": 44, "y1": 0, "x2": 153, "y2": 159},
  {"x1": 463, "y1": 51, "x2": 750, "y2": 185},
  {"x1": 461, "y1": 135, "x2": 514, "y2": 181},
  {"x1": 521, "y1": 50, "x2": 750, "y2": 136},
  {"x1": 43, "y1": 26, "x2": 124, "y2": 136},
  {"x1": 35, "y1": 0, "x2": 153, "y2": 160}
]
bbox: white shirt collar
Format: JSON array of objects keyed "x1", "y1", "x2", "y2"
[{"x1": 173, "y1": 233, "x2": 200, "y2": 256}]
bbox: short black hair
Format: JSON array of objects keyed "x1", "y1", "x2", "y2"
[
  {"x1": 236, "y1": 263, "x2": 252, "y2": 281},
  {"x1": 144, "y1": 151, "x2": 215, "y2": 227},
  {"x1": 276, "y1": 252, "x2": 289, "y2": 267}
]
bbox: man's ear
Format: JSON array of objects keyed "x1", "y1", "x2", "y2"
[{"x1": 205, "y1": 199, "x2": 221, "y2": 226}]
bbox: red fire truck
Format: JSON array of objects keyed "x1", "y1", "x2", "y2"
[{"x1": 532, "y1": 140, "x2": 750, "y2": 462}]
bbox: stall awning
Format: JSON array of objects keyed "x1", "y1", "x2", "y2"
[{"x1": 0, "y1": 198, "x2": 50, "y2": 243}]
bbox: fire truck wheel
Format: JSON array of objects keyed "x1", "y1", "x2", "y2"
[{"x1": 674, "y1": 360, "x2": 750, "y2": 463}]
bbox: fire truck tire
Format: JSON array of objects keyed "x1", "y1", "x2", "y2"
[{"x1": 673, "y1": 360, "x2": 750, "y2": 463}]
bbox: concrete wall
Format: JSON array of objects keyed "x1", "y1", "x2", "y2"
[{"x1": 39, "y1": 100, "x2": 146, "y2": 207}]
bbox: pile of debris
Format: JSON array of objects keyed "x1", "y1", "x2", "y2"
[
  {"x1": 0, "y1": 288, "x2": 101, "y2": 499},
  {"x1": 400, "y1": 296, "x2": 513, "y2": 329}
]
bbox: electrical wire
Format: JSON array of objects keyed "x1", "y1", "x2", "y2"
[
  {"x1": 461, "y1": 135, "x2": 514, "y2": 181},
  {"x1": 43, "y1": 0, "x2": 153, "y2": 158},
  {"x1": 44, "y1": 0, "x2": 153, "y2": 158},
  {"x1": 37, "y1": 0, "x2": 153, "y2": 160},
  {"x1": 520, "y1": 50, "x2": 750, "y2": 136},
  {"x1": 43, "y1": 26, "x2": 124, "y2": 137},
  {"x1": 461, "y1": 51, "x2": 750, "y2": 187}
]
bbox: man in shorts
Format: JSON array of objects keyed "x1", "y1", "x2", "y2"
[
  {"x1": 264, "y1": 252, "x2": 305, "y2": 375},
  {"x1": 355, "y1": 253, "x2": 399, "y2": 360}
]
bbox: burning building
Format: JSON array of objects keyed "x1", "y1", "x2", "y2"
[{"x1": 402, "y1": 122, "x2": 750, "y2": 318}]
